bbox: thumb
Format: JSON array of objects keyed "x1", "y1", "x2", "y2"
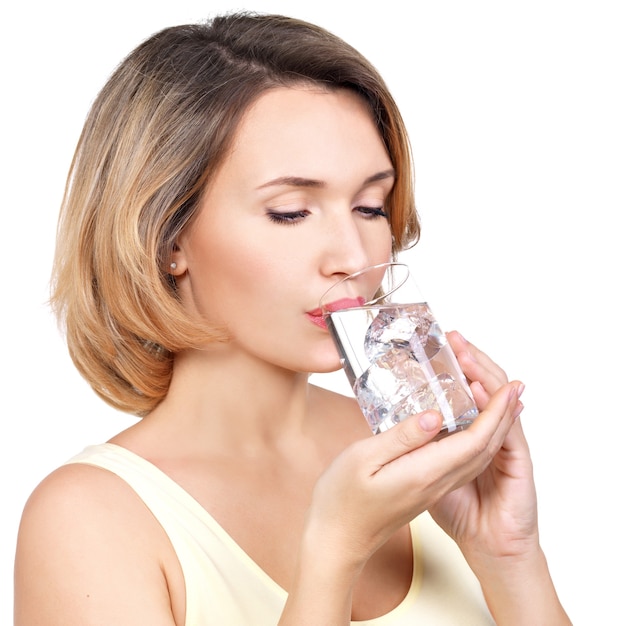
[{"x1": 372, "y1": 410, "x2": 443, "y2": 466}]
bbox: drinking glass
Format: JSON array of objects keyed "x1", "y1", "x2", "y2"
[{"x1": 320, "y1": 262, "x2": 478, "y2": 437}]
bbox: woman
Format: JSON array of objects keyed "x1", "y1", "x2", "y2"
[{"x1": 14, "y1": 12, "x2": 570, "y2": 625}]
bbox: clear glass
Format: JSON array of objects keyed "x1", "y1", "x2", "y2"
[{"x1": 320, "y1": 262, "x2": 478, "y2": 437}]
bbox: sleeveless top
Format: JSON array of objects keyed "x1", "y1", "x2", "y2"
[{"x1": 66, "y1": 443, "x2": 495, "y2": 625}]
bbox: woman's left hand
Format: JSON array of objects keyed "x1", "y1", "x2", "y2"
[
  {"x1": 428, "y1": 331, "x2": 538, "y2": 564},
  {"x1": 429, "y1": 331, "x2": 573, "y2": 625}
]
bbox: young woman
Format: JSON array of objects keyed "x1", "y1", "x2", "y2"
[{"x1": 14, "y1": 12, "x2": 571, "y2": 625}]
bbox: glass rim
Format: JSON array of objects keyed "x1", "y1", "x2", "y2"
[{"x1": 319, "y1": 262, "x2": 410, "y2": 312}]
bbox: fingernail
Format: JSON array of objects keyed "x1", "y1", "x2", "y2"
[
  {"x1": 517, "y1": 383, "x2": 525, "y2": 398},
  {"x1": 419, "y1": 411, "x2": 439, "y2": 432}
]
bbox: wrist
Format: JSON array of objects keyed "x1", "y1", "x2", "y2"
[
  {"x1": 279, "y1": 519, "x2": 363, "y2": 625},
  {"x1": 469, "y1": 547, "x2": 571, "y2": 626}
]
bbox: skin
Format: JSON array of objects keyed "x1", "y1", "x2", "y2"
[{"x1": 14, "y1": 86, "x2": 571, "y2": 625}]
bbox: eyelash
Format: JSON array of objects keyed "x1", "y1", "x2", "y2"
[
  {"x1": 267, "y1": 210, "x2": 310, "y2": 225},
  {"x1": 266, "y1": 206, "x2": 388, "y2": 225},
  {"x1": 356, "y1": 206, "x2": 388, "y2": 219}
]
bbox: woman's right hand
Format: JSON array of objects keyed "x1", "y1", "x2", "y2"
[
  {"x1": 279, "y1": 379, "x2": 522, "y2": 625},
  {"x1": 305, "y1": 379, "x2": 523, "y2": 570}
]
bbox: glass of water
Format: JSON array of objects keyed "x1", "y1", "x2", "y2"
[{"x1": 320, "y1": 262, "x2": 478, "y2": 438}]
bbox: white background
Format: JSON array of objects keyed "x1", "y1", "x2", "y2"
[{"x1": 2, "y1": 1, "x2": 625, "y2": 623}]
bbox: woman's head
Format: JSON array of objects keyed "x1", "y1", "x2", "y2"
[{"x1": 52, "y1": 12, "x2": 419, "y2": 415}]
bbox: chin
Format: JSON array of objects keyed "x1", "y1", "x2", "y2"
[
  {"x1": 309, "y1": 361, "x2": 343, "y2": 375},
  {"x1": 302, "y1": 348, "x2": 344, "y2": 374},
  {"x1": 274, "y1": 335, "x2": 344, "y2": 374}
]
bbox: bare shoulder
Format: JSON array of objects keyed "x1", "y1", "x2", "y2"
[
  {"x1": 14, "y1": 462, "x2": 183, "y2": 626},
  {"x1": 16, "y1": 462, "x2": 159, "y2": 543}
]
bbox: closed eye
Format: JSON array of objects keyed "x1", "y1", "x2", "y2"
[
  {"x1": 266, "y1": 209, "x2": 310, "y2": 225},
  {"x1": 355, "y1": 206, "x2": 388, "y2": 219}
]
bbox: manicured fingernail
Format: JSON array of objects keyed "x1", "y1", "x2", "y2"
[
  {"x1": 517, "y1": 383, "x2": 525, "y2": 398},
  {"x1": 419, "y1": 411, "x2": 439, "y2": 432}
]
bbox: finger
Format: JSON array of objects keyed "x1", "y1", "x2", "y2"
[
  {"x1": 449, "y1": 331, "x2": 507, "y2": 382},
  {"x1": 448, "y1": 331, "x2": 508, "y2": 393},
  {"x1": 500, "y1": 416, "x2": 529, "y2": 454},
  {"x1": 367, "y1": 410, "x2": 443, "y2": 470},
  {"x1": 469, "y1": 380, "x2": 491, "y2": 411},
  {"x1": 448, "y1": 381, "x2": 522, "y2": 463},
  {"x1": 384, "y1": 381, "x2": 524, "y2": 500},
  {"x1": 468, "y1": 380, "x2": 524, "y2": 417},
  {"x1": 478, "y1": 380, "x2": 525, "y2": 449}
]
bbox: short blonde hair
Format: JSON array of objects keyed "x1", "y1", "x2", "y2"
[{"x1": 51, "y1": 12, "x2": 420, "y2": 416}]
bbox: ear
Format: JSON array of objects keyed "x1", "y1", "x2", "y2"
[{"x1": 167, "y1": 243, "x2": 187, "y2": 276}]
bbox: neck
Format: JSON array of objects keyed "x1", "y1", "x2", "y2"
[{"x1": 146, "y1": 343, "x2": 314, "y2": 451}]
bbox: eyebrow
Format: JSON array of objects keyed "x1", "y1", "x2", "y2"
[{"x1": 256, "y1": 168, "x2": 396, "y2": 190}]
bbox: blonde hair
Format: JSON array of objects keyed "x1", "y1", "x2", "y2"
[{"x1": 51, "y1": 12, "x2": 420, "y2": 416}]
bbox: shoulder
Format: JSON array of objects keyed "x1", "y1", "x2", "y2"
[
  {"x1": 14, "y1": 462, "x2": 182, "y2": 625},
  {"x1": 15, "y1": 460, "x2": 167, "y2": 564},
  {"x1": 18, "y1": 460, "x2": 152, "y2": 534}
]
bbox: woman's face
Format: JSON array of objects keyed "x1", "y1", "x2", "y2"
[{"x1": 174, "y1": 86, "x2": 394, "y2": 372}]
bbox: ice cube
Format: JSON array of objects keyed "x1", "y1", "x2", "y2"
[
  {"x1": 355, "y1": 365, "x2": 477, "y2": 434},
  {"x1": 354, "y1": 346, "x2": 430, "y2": 432},
  {"x1": 364, "y1": 304, "x2": 445, "y2": 363}
]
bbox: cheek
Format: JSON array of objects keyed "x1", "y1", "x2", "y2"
[
  {"x1": 207, "y1": 248, "x2": 290, "y2": 326},
  {"x1": 366, "y1": 224, "x2": 394, "y2": 264},
  {"x1": 380, "y1": 236, "x2": 394, "y2": 262}
]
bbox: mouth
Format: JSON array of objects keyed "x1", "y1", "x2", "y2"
[
  {"x1": 307, "y1": 296, "x2": 366, "y2": 330},
  {"x1": 306, "y1": 310, "x2": 328, "y2": 330}
]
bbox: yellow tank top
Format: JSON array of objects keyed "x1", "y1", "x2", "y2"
[{"x1": 67, "y1": 443, "x2": 495, "y2": 625}]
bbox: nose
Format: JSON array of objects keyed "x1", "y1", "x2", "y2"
[{"x1": 319, "y1": 211, "x2": 373, "y2": 279}]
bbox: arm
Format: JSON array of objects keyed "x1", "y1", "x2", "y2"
[
  {"x1": 429, "y1": 331, "x2": 571, "y2": 625},
  {"x1": 14, "y1": 464, "x2": 182, "y2": 626},
  {"x1": 471, "y1": 541, "x2": 571, "y2": 626}
]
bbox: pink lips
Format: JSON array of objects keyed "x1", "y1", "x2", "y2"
[{"x1": 307, "y1": 296, "x2": 366, "y2": 330}]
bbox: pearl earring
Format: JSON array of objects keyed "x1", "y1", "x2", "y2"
[{"x1": 170, "y1": 262, "x2": 177, "y2": 270}]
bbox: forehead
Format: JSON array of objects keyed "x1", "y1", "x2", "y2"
[
  {"x1": 238, "y1": 84, "x2": 377, "y2": 138},
  {"x1": 223, "y1": 85, "x2": 391, "y2": 182}
]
